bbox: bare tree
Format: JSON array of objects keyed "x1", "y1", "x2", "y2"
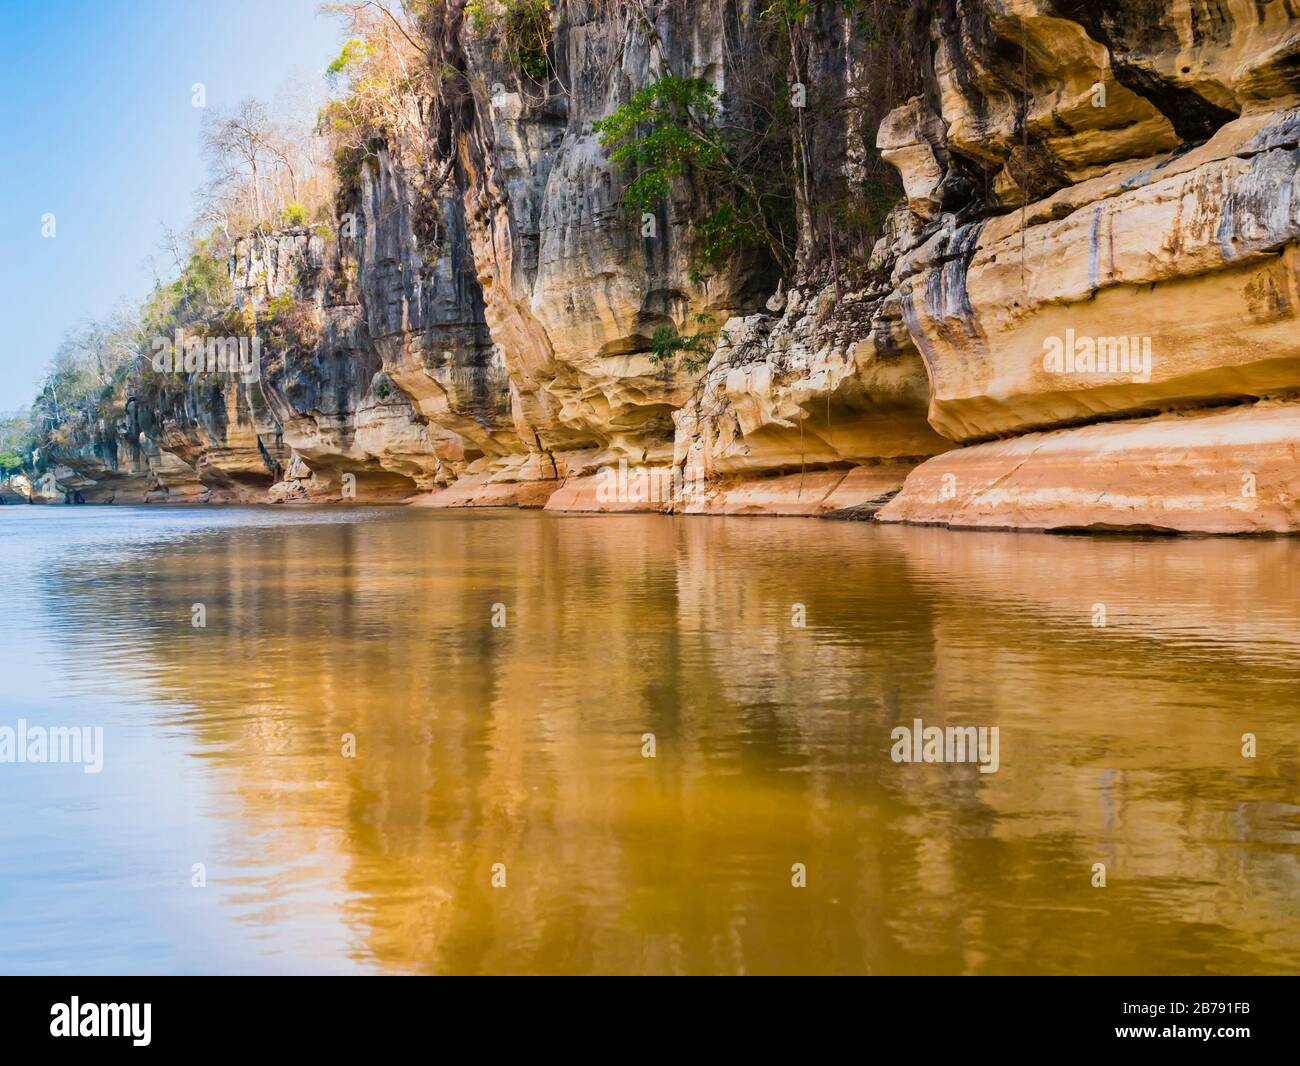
[{"x1": 203, "y1": 99, "x2": 277, "y2": 229}]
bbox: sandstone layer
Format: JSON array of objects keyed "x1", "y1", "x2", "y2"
[{"x1": 876, "y1": 402, "x2": 1300, "y2": 533}]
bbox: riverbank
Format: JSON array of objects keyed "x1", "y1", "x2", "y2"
[
  {"x1": 22, "y1": 425, "x2": 1300, "y2": 535},
  {"x1": 26, "y1": 5, "x2": 1300, "y2": 542}
]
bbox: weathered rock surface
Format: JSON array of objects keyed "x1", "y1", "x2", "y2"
[
  {"x1": 40, "y1": 398, "x2": 207, "y2": 503},
  {"x1": 36, "y1": 1, "x2": 1300, "y2": 532},
  {"x1": 0, "y1": 474, "x2": 36, "y2": 503},
  {"x1": 897, "y1": 109, "x2": 1300, "y2": 444},
  {"x1": 878, "y1": 0, "x2": 1300, "y2": 530},
  {"x1": 877, "y1": 402, "x2": 1300, "y2": 533}
]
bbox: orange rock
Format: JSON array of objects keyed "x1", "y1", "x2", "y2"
[{"x1": 877, "y1": 403, "x2": 1300, "y2": 533}]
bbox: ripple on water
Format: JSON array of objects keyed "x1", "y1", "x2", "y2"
[{"x1": 0, "y1": 506, "x2": 1297, "y2": 974}]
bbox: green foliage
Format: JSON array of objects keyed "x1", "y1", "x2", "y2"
[
  {"x1": 281, "y1": 202, "x2": 309, "y2": 226},
  {"x1": 0, "y1": 451, "x2": 25, "y2": 474},
  {"x1": 468, "y1": 1, "x2": 553, "y2": 83},
  {"x1": 0, "y1": 412, "x2": 36, "y2": 460},
  {"x1": 375, "y1": 375, "x2": 392, "y2": 400},
  {"x1": 465, "y1": 0, "x2": 495, "y2": 36},
  {"x1": 504, "y1": 0, "x2": 553, "y2": 82},
  {"x1": 259, "y1": 294, "x2": 319, "y2": 353},
  {"x1": 759, "y1": 0, "x2": 818, "y2": 24},
  {"x1": 330, "y1": 140, "x2": 366, "y2": 197},
  {"x1": 326, "y1": 37, "x2": 370, "y2": 79},
  {"x1": 594, "y1": 77, "x2": 721, "y2": 213},
  {"x1": 594, "y1": 76, "x2": 794, "y2": 275},
  {"x1": 762, "y1": 0, "x2": 882, "y2": 32},
  {"x1": 648, "y1": 320, "x2": 716, "y2": 373},
  {"x1": 316, "y1": 10, "x2": 431, "y2": 198},
  {"x1": 265, "y1": 294, "x2": 294, "y2": 319},
  {"x1": 692, "y1": 203, "x2": 766, "y2": 282},
  {"x1": 593, "y1": 1, "x2": 919, "y2": 286},
  {"x1": 139, "y1": 243, "x2": 233, "y2": 340}
]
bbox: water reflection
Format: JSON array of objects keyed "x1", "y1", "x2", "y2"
[{"x1": 10, "y1": 507, "x2": 1300, "y2": 973}]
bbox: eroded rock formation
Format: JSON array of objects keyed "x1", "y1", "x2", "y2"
[
  {"x1": 877, "y1": 0, "x2": 1300, "y2": 531},
  {"x1": 38, "y1": 0, "x2": 1300, "y2": 532}
]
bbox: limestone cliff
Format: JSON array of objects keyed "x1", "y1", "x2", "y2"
[
  {"x1": 37, "y1": 0, "x2": 1300, "y2": 532},
  {"x1": 876, "y1": 0, "x2": 1300, "y2": 532}
]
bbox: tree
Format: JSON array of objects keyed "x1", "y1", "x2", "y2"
[
  {"x1": 594, "y1": 76, "x2": 796, "y2": 276},
  {"x1": 318, "y1": 2, "x2": 434, "y2": 191},
  {"x1": 204, "y1": 99, "x2": 277, "y2": 230},
  {"x1": 0, "y1": 410, "x2": 36, "y2": 469},
  {"x1": 195, "y1": 78, "x2": 334, "y2": 240}
]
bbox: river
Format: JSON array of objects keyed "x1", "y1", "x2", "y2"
[{"x1": 1, "y1": 505, "x2": 1297, "y2": 974}]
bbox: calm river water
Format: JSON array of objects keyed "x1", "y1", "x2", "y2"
[{"x1": 0, "y1": 504, "x2": 1297, "y2": 974}]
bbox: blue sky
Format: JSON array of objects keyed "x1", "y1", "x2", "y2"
[{"x1": 0, "y1": 0, "x2": 346, "y2": 410}]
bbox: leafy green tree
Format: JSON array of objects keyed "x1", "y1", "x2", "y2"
[
  {"x1": 327, "y1": 37, "x2": 370, "y2": 77},
  {"x1": 593, "y1": 76, "x2": 794, "y2": 276}
]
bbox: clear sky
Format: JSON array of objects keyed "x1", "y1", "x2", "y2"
[{"x1": 0, "y1": 0, "x2": 346, "y2": 411}]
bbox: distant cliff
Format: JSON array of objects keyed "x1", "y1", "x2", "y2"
[{"x1": 38, "y1": 1, "x2": 1300, "y2": 532}]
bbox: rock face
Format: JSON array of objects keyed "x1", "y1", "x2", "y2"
[
  {"x1": 874, "y1": 0, "x2": 1300, "y2": 532},
  {"x1": 39, "y1": 398, "x2": 207, "y2": 503},
  {"x1": 37, "y1": 1, "x2": 1300, "y2": 532},
  {"x1": 876, "y1": 403, "x2": 1300, "y2": 533},
  {"x1": 0, "y1": 473, "x2": 35, "y2": 504}
]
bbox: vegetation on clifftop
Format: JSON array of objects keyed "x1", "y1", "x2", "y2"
[
  {"x1": 465, "y1": 0, "x2": 554, "y2": 83},
  {"x1": 0, "y1": 412, "x2": 35, "y2": 474},
  {"x1": 27, "y1": 2, "x2": 377, "y2": 458}
]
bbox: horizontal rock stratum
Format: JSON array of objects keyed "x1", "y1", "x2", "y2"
[
  {"x1": 35, "y1": 1, "x2": 1300, "y2": 532},
  {"x1": 876, "y1": 403, "x2": 1300, "y2": 534}
]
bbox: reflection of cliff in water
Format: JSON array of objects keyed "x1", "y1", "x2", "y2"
[{"x1": 41, "y1": 512, "x2": 1300, "y2": 974}]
